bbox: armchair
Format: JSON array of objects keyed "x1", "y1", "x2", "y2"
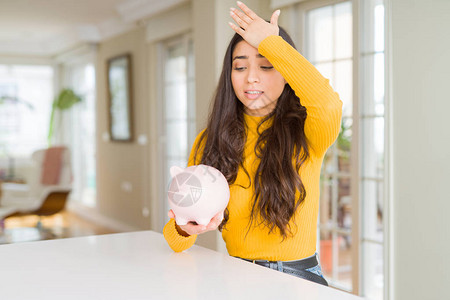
[{"x1": 0, "y1": 146, "x2": 72, "y2": 233}]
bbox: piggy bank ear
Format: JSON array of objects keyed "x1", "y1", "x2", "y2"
[{"x1": 170, "y1": 166, "x2": 184, "y2": 178}]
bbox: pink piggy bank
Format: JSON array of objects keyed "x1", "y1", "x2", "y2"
[{"x1": 168, "y1": 164, "x2": 230, "y2": 226}]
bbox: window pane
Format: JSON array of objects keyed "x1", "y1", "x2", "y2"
[
  {"x1": 0, "y1": 65, "x2": 53, "y2": 157},
  {"x1": 66, "y1": 63, "x2": 97, "y2": 207},
  {"x1": 361, "y1": 117, "x2": 384, "y2": 178},
  {"x1": 166, "y1": 121, "x2": 188, "y2": 158},
  {"x1": 338, "y1": 233, "x2": 352, "y2": 290},
  {"x1": 362, "y1": 0, "x2": 385, "y2": 53},
  {"x1": 373, "y1": 53, "x2": 384, "y2": 112},
  {"x1": 335, "y1": 2, "x2": 353, "y2": 59},
  {"x1": 320, "y1": 234, "x2": 333, "y2": 274},
  {"x1": 338, "y1": 180, "x2": 351, "y2": 229},
  {"x1": 315, "y1": 62, "x2": 333, "y2": 83},
  {"x1": 360, "y1": 1, "x2": 385, "y2": 299},
  {"x1": 161, "y1": 36, "x2": 195, "y2": 230},
  {"x1": 362, "y1": 242, "x2": 384, "y2": 300},
  {"x1": 165, "y1": 83, "x2": 187, "y2": 120},
  {"x1": 320, "y1": 233, "x2": 353, "y2": 291},
  {"x1": 319, "y1": 159, "x2": 352, "y2": 230},
  {"x1": 362, "y1": 180, "x2": 383, "y2": 242},
  {"x1": 374, "y1": 3, "x2": 385, "y2": 52},
  {"x1": 165, "y1": 45, "x2": 186, "y2": 83},
  {"x1": 320, "y1": 174, "x2": 334, "y2": 228},
  {"x1": 338, "y1": 117, "x2": 352, "y2": 154},
  {"x1": 307, "y1": 6, "x2": 333, "y2": 62},
  {"x1": 362, "y1": 53, "x2": 385, "y2": 116},
  {"x1": 334, "y1": 59, "x2": 353, "y2": 116}
]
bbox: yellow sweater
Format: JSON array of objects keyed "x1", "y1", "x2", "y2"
[{"x1": 163, "y1": 35, "x2": 342, "y2": 261}]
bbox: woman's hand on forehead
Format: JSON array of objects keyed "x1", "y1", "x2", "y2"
[{"x1": 228, "y1": 1, "x2": 280, "y2": 49}]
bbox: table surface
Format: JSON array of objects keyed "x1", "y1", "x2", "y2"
[{"x1": 0, "y1": 231, "x2": 364, "y2": 300}]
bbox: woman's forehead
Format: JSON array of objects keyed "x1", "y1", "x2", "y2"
[
  {"x1": 232, "y1": 41, "x2": 266, "y2": 60},
  {"x1": 233, "y1": 41, "x2": 258, "y2": 55}
]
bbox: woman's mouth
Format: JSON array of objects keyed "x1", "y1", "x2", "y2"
[{"x1": 245, "y1": 90, "x2": 264, "y2": 100}]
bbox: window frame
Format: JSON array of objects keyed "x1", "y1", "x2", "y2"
[
  {"x1": 290, "y1": 0, "x2": 390, "y2": 298},
  {"x1": 156, "y1": 32, "x2": 195, "y2": 232},
  {"x1": 295, "y1": 0, "x2": 359, "y2": 293},
  {"x1": 60, "y1": 54, "x2": 97, "y2": 208}
]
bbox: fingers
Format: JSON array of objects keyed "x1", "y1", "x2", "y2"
[
  {"x1": 181, "y1": 222, "x2": 207, "y2": 236},
  {"x1": 230, "y1": 7, "x2": 252, "y2": 26},
  {"x1": 172, "y1": 209, "x2": 226, "y2": 235},
  {"x1": 206, "y1": 217, "x2": 221, "y2": 230},
  {"x1": 228, "y1": 22, "x2": 245, "y2": 37},
  {"x1": 228, "y1": 2, "x2": 281, "y2": 46},
  {"x1": 230, "y1": 10, "x2": 247, "y2": 30},
  {"x1": 236, "y1": 1, "x2": 258, "y2": 20},
  {"x1": 214, "y1": 210, "x2": 224, "y2": 222},
  {"x1": 178, "y1": 211, "x2": 225, "y2": 235},
  {"x1": 230, "y1": 11, "x2": 248, "y2": 30},
  {"x1": 270, "y1": 10, "x2": 280, "y2": 26},
  {"x1": 206, "y1": 212, "x2": 223, "y2": 230}
]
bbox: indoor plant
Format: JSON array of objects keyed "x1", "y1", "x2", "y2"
[{"x1": 47, "y1": 88, "x2": 82, "y2": 146}]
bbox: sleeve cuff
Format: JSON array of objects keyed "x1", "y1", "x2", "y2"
[{"x1": 163, "y1": 218, "x2": 197, "y2": 252}]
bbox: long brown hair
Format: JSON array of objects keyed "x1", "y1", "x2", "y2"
[{"x1": 194, "y1": 27, "x2": 310, "y2": 239}]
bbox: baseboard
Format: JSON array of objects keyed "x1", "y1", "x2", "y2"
[{"x1": 67, "y1": 201, "x2": 140, "y2": 233}]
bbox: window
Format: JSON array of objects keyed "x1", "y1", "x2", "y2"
[
  {"x1": 297, "y1": 0, "x2": 387, "y2": 298},
  {"x1": 62, "y1": 62, "x2": 97, "y2": 207},
  {"x1": 305, "y1": 1, "x2": 354, "y2": 291},
  {"x1": 360, "y1": 1, "x2": 385, "y2": 299},
  {"x1": 0, "y1": 64, "x2": 53, "y2": 180},
  {"x1": 158, "y1": 34, "x2": 195, "y2": 229}
]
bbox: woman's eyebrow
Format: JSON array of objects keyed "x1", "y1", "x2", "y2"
[{"x1": 232, "y1": 54, "x2": 265, "y2": 61}]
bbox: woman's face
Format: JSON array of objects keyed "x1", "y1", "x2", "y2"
[{"x1": 231, "y1": 41, "x2": 286, "y2": 117}]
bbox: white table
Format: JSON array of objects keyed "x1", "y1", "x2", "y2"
[{"x1": 0, "y1": 231, "x2": 364, "y2": 299}]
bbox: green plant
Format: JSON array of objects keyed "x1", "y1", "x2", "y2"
[
  {"x1": 321, "y1": 119, "x2": 352, "y2": 178},
  {"x1": 47, "y1": 88, "x2": 82, "y2": 146},
  {"x1": 0, "y1": 96, "x2": 34, "y2": 109},
  {"x1": 337, "y1": 119, "x2": 351, "y2": 152}
]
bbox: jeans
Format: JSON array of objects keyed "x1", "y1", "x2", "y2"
[
  {"x1": 237, "y1": 252, "x2": 328, "y2": 285},
  {"x1": 305, "y1": 253, "x2": 325, "y2": 278}
]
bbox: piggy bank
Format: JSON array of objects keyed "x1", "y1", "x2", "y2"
[{"x1": 168, "y1": 164, "x2": 230, "y2": 226}]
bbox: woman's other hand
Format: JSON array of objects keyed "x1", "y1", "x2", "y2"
[
  {"x1": 228, "y1": 1, "x2": 280, "y2": 48},
  {"x1": 168, "y1": 209, "x2": 224, "y2": 237}
]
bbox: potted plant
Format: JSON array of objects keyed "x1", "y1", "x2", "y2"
[{"x1": 47, "y1": 88, "x2": 82, "y2": 146}]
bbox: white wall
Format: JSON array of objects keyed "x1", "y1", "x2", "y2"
[{"x1": 391, "y1": 0, "x2": 450, "y2": 299}]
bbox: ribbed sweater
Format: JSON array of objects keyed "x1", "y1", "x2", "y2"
[{"x1": 163, "y1": 35, "x2": 342, "y2": 261}]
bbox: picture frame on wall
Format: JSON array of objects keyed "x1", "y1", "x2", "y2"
[{"x1": 106, "y1": 53, "x2": 133, "y2": 142}]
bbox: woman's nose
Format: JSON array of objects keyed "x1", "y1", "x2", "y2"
[{"x1": 247, "y1": 68, "x2": 260, "y2": 83}]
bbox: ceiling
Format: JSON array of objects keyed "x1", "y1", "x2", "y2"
[{"x1": 0, "y1": 0, "x2": 187, "y2": 57}]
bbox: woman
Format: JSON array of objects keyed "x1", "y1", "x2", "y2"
[{"x1": 163, "y1": 1, "x2": 342, "y2": 286}]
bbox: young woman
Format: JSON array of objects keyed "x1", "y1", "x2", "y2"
[{"x1": 163, "y1": 2, "x2": 342, "y2": 286}]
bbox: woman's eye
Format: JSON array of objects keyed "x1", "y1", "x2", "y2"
[
  {"x1": 234, "y1": 67, "x2": 246, "y2": 71},
  {"x1": 261, "y1": 66, "x2": 274, "y2": 70}
]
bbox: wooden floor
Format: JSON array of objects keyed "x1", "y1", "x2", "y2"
[{"x1": 0, "y1": 210, "x2": 117, "y2": 245}]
